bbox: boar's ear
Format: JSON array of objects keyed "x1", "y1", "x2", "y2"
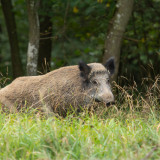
[
  {"x1": 79, "y1": 61, "x2": 91, "y2": 81},
  {"x1": 104, "y1": 57, "x2": 115, "y2": 75}
]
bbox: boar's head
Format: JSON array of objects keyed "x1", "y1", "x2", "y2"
[{"x1": 79, "y1": 57, "x2": 115, "y2": 106}]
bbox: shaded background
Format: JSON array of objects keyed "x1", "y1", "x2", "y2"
[{"x1": 0, "y1": 0, "x2": 160, "y2": 88}]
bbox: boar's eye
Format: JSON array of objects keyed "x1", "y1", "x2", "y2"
[
  {"x1": 92, "y1": 80, "x2": 98, "y2": 85},
  {"x1": 106, "y1": 79, "x2": 110, "y2": 83}
]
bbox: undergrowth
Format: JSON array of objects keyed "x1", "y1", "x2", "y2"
[
  {"x1": 0, "y1": 108, "x2": 160, "y2": 160},
  {"x1": 0, "y1": 75, "x2": 160, "y2": 159}
]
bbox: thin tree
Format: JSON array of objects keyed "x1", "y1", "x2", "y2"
[
  {"x1": 103, "y1": 0, "x2": 134, "y2": 81},
  {"x1": 26, "y1": 0, "x2": 40, "y2": 76},
  {"x1": 1, "y1": 0, "x2": 23, "y2": 79}
]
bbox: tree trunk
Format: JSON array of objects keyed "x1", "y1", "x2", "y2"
[
  {"x1": 26, "y1": 0, "x2": 40, "y2": 76},
  {"x1": 103, "y1": 0, "x2": 134, "y2": 81},
  {"x1": 38, "y1": 2, "x2": 52, "y2": 74},
  {"x1": 1, "y1": 0, "x2": 23, "y2": 79}
]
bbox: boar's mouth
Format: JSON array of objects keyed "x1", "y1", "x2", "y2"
[
  {"x1": 95, "y1": 98, "x2": 101, "y2": 103},
  {"x1": 95, "y1": 98, "x2": 115, "y2": 107},
  {"x1": 106, "y1": 102, "x2": 115, "y2": 107}
]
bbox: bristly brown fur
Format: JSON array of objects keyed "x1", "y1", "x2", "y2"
[
  {"x1": 0, "y1": 63, "x2": 109, "y2": 115},
  {"x1": 88, "y1": 70, "x2": 108, "y2": 79}
]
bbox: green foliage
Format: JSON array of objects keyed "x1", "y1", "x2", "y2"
[
  {"x1": 0, "y1": 0, "x2": 116, "y2": 75},
  {"x1": 121, "y1": 0, "x2": 160, "y2": 83},
  {"x1": 0, "y1": 0, "x2": 28, "y2": 78},
  {"x1": 0, "y1": 0, "x2": 160, "y2": 85},
  {"x1": 50, "y1": 0, "x2": 116, "y2": 67},
  {"x1": 13, "y1": 0, "x2": 28, "y2": 69}
]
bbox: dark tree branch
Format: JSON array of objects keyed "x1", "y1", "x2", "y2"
[
  {"x1": 1, "y1": 0, "x2": 23, "y2": 79},
  {"x1": 38, "y1": 1, "x2": 53, "y2": 73}
]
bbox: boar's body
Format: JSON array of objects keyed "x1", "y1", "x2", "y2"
[
  {"x1": 0, "y1": 65, "x2": 84, "y2": 112},
  {"x1": 0, "y1": 59, "x2": 115, "y2": 114}
]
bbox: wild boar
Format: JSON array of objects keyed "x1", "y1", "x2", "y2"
[{"x1": 0, "y1": 57, "x2": 115, "y2": 114}]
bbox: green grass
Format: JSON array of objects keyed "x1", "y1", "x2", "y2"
[
  {"x1": 0, "y1": 77, "x2": 160, "y2": 159},
  {"x1": 0, "y1": 108, "x2": 160, "y2": 160}
]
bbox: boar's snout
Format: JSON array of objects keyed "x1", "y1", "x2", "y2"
[
  {"x1": 105, "y1": 95, "x2": 115, "y2": 107},
  {"x1": 95, "y1": 90, "x2": 115, "y2": 107}
]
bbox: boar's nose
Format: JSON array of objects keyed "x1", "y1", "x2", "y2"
[{"x1": 94, "y1": 90, "x2": 115, "y2": 105}]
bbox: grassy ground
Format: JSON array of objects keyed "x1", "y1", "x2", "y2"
[
  {"x1": 0, "y1": 108, "x2": 160, "y2": 160},
  {"x1": 0, "y1": 78, "x2": 160, "y2": 160}
]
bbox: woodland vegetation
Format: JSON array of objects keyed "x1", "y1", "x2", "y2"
[
  {"x1": 0, "y1": 0, "x2": 160, "y2": 159},
  {"x1": 0, "y1": 0, "x2": 160, "y2": 85}
]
